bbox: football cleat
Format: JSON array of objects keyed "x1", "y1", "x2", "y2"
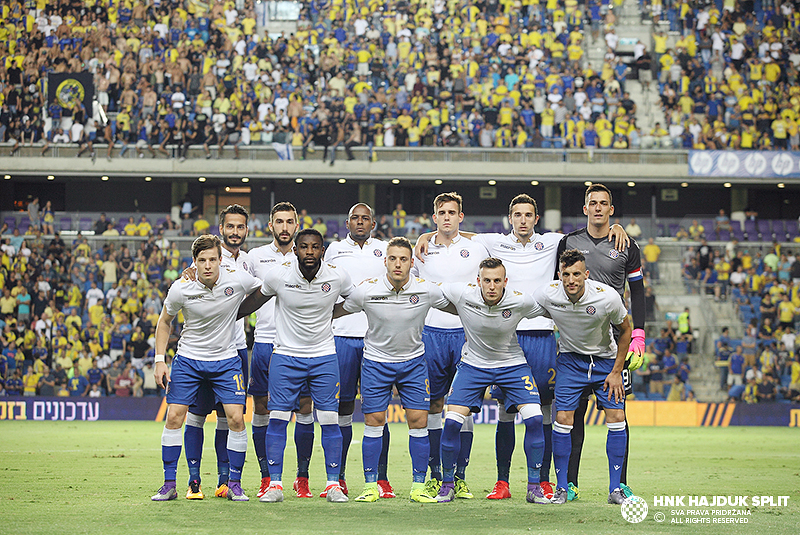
[
  {"x1": 526, "y1": 484, "x2": 552, "y2": 504},
  {"x1": 325, "y1": 484, "x2": 349, "y2": 503},
  {"x1": 377, "y1": 479, "x2": 396, "y2": 498},
  {"x1": 567, "y1": 482, "x2": 580, "y2": 501},
  {"x1": 354, "y1": 483, "x2": 380, "y2": 503},
  {"x1": 214, "y1": 483, "x2": 229, "y2": 498},
  {"x1": 409, "y1": 483, "x2": 438, "y2": 503},
  {"x1": 454, "y1": 479, "x2": 474, "y2": 499},
  {"x1": 551, "y1": 487, "x2": 568, "y2": 504},
  {"x1": 619, "y1": 483, "x2": 634, "y2": 499},
  {"x1": 540, "y1": 481, "x2": 554, "y2": 500},
  {"x1": 151, "y1": 483, "x2": 177, "y2": 501},
  {"x1": 259, "y1": 483, "x2": 284, "y2": 503},
  {"x1": 319, "y1": 479, "x2": 348, "y2": 498},
  {"x1": 436, "y1": 481, "x2": 455, "y2": 503},
  {"x1": 424, "y1": 478, "x2": 441, "y2": 497},
  {"x1": 293, "y1": 477, "x2": 313, "y2": 498},
  {"x1": 256, "y1": 477, "x2": 272, "y2": 499},
  {"x1": 486, "y1": 480, "x2": 511, "y2": 500},
  {"x1": 186, "y1": 479, "x2": 204, "y2": 500},
  {"x1": 608, "y1": 488, "x2": 626, "y2": 505},
  {"x1": 226, "y1": 481, "x2": 249, "y2": 502}
]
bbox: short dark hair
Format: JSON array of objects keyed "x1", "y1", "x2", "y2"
[
  {"x1": 559, "y1": 249, "x2": 585, "y2": 269},
  {"x1": 219, "y1": 204, "x2": 249, "y2": 225},
  {"x1": 508, "y1": 194, "x2": 538, "y2": 218},
  {"x1": 584, "y1": 183, "x2": 613, "y2": 205},
  {"x1": 271, "y1": 201, "x2": 297, "y2": 221},
  {"x1": 347, "y1": 202, "x2": 375, "y2": 219},
  {"x1": 479, "y1": 257, "x2": 505, "y2": 271},
  {"x1": 191, "y1": 234, "x2": 222, "y2": 260},
  {"x1": 294, "y1": 228, "x2": 324, "y2": 245},
  {"x1": 387, "y1": 236, "x2": 412, "y2": 254},
  {"x1": 433, "y1": 192, "x2": 463, "y2": 213}
]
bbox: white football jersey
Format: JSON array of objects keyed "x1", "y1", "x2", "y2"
[
  {"x1": 441, "y1": 283, "x2": 545, "y2": 369},
  {"x1": 532, "y1": 279, "x2": 628, "y2": 359},
  {"x1": 220, "y1": 247, "x2": 254, "y2": 350},
  {"x1": 248, "y1": 242, "x2": 295, "y2": 343},
  {"x1": 164, "y1": 267, "x2": 261, "y2": 361},
  {"x1": 260, "y1": 259, "x2": 354, "y2": 358},
  {"x1": 343, "y1": 276, "x2": 450, "y2": 363},
  {"x1": 472, "y1": 232, "x2": 562, "y2": 331},
  {"x1": 411, "y1": 233, "x2": 488, "y2": 329},
  {"x1": 325, "y1": 235, "x2": 388, "y2": 338}
]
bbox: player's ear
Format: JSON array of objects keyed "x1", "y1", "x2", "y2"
[
  {"x1": 609, "y1": 204, "x2": 615, "y2": 216},
  {"x1": 458, "y1": 212, "x2": 464, "y2": 223},
  {"x1": 582, "y1": 204, "x2": 588, "y2": 216}
]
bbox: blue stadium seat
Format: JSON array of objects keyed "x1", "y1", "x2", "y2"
[
  {"x1": 743, "y1": 219, "x2": 758, "y2": 240},
  {"x1": 785, "y1": 220, "x2": 799, "y2": 240},
  {"x1": 491, "y1": 222, "x2": 504, "y2": 234},
  {"x1": 668, "y1": 223, "x2": 679, "y2": 237},
  {"x1": 562, "y1": 222, "x2": 575, "y2": 234},
  {"x1": 79, "y1": 218, "x2": 93, "y2": 232},
  {"x1": 771, "y1": 220, "x2": 785, "y2": 241},
  {"x1": 326, "y1": 220, "x2": 340, "y2": 237},
  {"x1": 18, "y1": 217, "x2": 30, "y2": 233},
  {"x1": 757, "y1": 220, "x2": 772, "y2": 240},
  {"x1": 59, "y1": 217, "x2": 72, "y2": 231},
  {"x1": 473, "y1": 221, "x2": 487, "y2": 233},
  {"x1": 730, "y1": 220, "x2": 745, "y2": 241},
  {"x1": 4, "y1": 216, "x2": 16, "y2": 230}
]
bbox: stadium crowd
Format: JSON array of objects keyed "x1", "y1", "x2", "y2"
[{"x1": 2, "y1": 0, "x2": 798, "y2": 158}]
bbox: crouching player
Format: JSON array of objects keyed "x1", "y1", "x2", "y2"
[
  {"x1": 334, "y1": 237, "x2": 453, "y2": 502},
  {"x1": 151, "y1": 235, "x2": 262, "y2": 502}
]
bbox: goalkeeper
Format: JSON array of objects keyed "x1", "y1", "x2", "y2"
[{"x1": 554, "y1": 183, "x2": 646, "y2": 501}]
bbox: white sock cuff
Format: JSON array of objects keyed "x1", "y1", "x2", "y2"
[
  {"x1": 498, "y1": 405, "x2": 516, "y2": 423},
  {"x1": 460, "y1": 415, "x2": 474, "y2": 432},
  {"x1": 553, "y1": 422, "x2": 573, "y2": 435},
  {"x1": 186, "y1": 413, "x2": 206, "y2": 428},
  {"x1": 519, "y1": 403, "x2": 543, "y2": 420},
  {"x1": 338, "y1": 414, "x2": 353, "y2": 427},
  {"x1": 227, "y1": 429, "x2": 248, "y2": 452},
  {"x1": 445, "y1": 411, "x2": 467, "y2": 425},
  {"x1": 364, "y1": 425, "x2": 384, "y2": 438},
  {"x1": 271, "y1": 410, "x2": 292, "y2": 422},
  {"x1": 162, "y1": 427, "x2": 182, "y2": 447},
  {"x1": 541, "y1": 404, "x2": 552, "y2": 425},
  {"x1": 409, "y1": 428, "x2": 428, "y2": 438},
  {"x1": 607, "y1": 420, "x2": 626, "y2": 432},
  {"x1": 427, "y1": 413, "x2": 443, "y2": 430},
  {"x1": 295, "y1": 412, "x2": 314, "y2": 425},
  {"x1": 251, "y1": 413, "x2": 270, "y2": 427},
  {"x1": 316, "y1": 410, "x2": 338, "y2": 426},
  {"x1": 216, "y1": 417, "x2": 228, "y2": 431}
]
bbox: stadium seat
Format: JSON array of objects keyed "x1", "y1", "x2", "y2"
[
  {"x1": 155, "y1": 218, "x2": 167, "y2": 229},
  {"x1": 79, "y1": 218, "x2": 93, "y2": 232},
  {"x1": 18, "y1": 217, "x2": 30, "y2": 233},
  {"x1": 770, "y1": 220, "x2": 785, "y2": 241},
  {"x1": 491, "y1": 222, "x2": 504, "y2": 234},
  {"x1": 473, "y1": 222, "x2": 487, "y2": 233},
  {"x1": 4, "y1": 216, "x2": 16, "y2": 230},
  {"x1": 59, "y1": 217, "x2": 72, "y2": 231},
  {"x1": 743, "y1": 220, "x2": 758, "y2": 241},
  {"x1": 668, "y1": 223, "x2": 680, "y2": 237},
  {"x1": 757, "y1": 220, "x2": 772, "y2": 241},
  {"x1": 326, "y1": 220, "x2": 340, "y2": 237},
  {"x1": 562, "y1": 222, "x2": 575, "y2": 235},
  {"x1": 701, "y1": 220, "x2": 715, "y2": 240},
  {"x1": 718, "y1": 230, "x2": 730, "y2": 242},
  {"x1": 730, "y1": 221, "x2": 745, "y2": 242},
  {"x1": 785, "y1": 220, "x2": 799, "y2": 241}
]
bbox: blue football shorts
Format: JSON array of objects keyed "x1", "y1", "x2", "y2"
[
  {"x1": 334, "y1": 336, "x2": 364, "y2": 403},
  {"x1": 555, "y1": 352, "x2": 626, "y2": 412},
  {"x1": 169, "y1": 355, "x2": 247, "y2": 408},
  {"x1": 268, "y1": 353, "x2": 340, "y2": 412},
  {"x1": 422, "y1": 326, "x2": 465, "y2": 400},
  {"x1": 360, "y1": 355, "x2": 430, "y2": 414},
  {"x1": 448, "y1": 361, "x2": 541, "y2": 414}
]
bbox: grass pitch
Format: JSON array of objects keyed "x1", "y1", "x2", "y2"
[{"x1": 0, "y1": 422, "x2": 798, "y2": 535}]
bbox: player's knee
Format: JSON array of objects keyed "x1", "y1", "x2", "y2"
[
  {"x1": 555, "y1": 410, "x2": 574, "y2": 426},
  {"x1": 166, "y1": 405, "x2": 188, "y2": 428},
  {"x1": 338, "y1": 400, "x2": 355, "y2": 415},
  {"x1": 406, "y1": 410, "x2": 427, "y2": 429},
  {"x1": 186, "y1": 412, "x2": 206, "y2": 428},
  {"x1": 298, "y1": 396, "x2": 313, "y2": 414},
  {"x1": 253, "y1": 396, "x2": 269, "y2": 414},
  {"x1": 605, "y1": 409, "x2": 625, "y2": 424},
  {"x1": 429, "y1": 398, "x2": 445, "y2": 413},
  {"x1": 316, "y1": 409, "x2": 338, "y2": 426},
  {"x1": 295, "y1": 412, "x2": 314, "y2": 425},
  {"x1": 497, "y1": 405, "x2": 516, "y2": 423},
  {"x1": 518, "y1": 403, "x2": 542, "y2": 421}
]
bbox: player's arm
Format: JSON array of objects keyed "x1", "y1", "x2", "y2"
[
  {"x1": 237, "y1": 288, "x2": 272, "y2": 319},
  {"x1": 153, "y1": 307, "x2": 175, "y2": 389},
  {"x1": 413, "y1": 230, "x2": 478, "y2": 261},
  {"x1": 553, "y1": 235, "x2": 568, "y2": 279},
  {"x1": 626, "y1": 241, "x2": 647, "y2": 370},
  {"x1": 605, "y1": 314, "x2": 632, "y2": 404},
  {"x1": 608, "y1": 223, "x2": 630, "y2": 251}
]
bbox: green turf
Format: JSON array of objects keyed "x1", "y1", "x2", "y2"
[{"x1": 0, "y1": 422, "x2": 797, "y2": 534}]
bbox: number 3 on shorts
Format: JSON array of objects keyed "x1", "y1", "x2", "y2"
[{"x1": 521, "y1": 375, "x2": 535, "y2": 391}]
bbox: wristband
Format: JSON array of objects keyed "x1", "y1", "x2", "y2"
[{"x1": 155, "y1": 354, "x2": 166, "y2": 363}]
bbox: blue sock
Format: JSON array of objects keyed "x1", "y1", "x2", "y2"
[
  {"x1": 321, "y1": 423, "x2": 343, "y2": 482},
  {"x1": 552, "y1": 427, "x2": 572, "y2": 490},
  {"x1": 294, "y1": 422, "x2": 314, "y2": 479},
  {"x1": 266, "y1": 418, "x2": 289, "y2": 481},
  {"x1": 541, "y1": 423, "x2": 553, "y2": 483},
  {"x1": 377, "y1": 423, "x2": 390, "y2": 480},
  {"x1": 339, "y1": 422, "x2": 352, "y2": 481},
  {"x1": 607, "y1": 429, "x2": 627, "y2": 493},
  {"x1": 227, "y1": 429, "x2": 247, "y2": 482},
  {"x1": 495, "y1": 421, "x2": 515, "y2": 482},
  {"x1": 161, "y1": 427, "x2": 182, "y2": 482},
  {"x1": 440, "y1": 418, "x2": 463, "y2": 483},
  {"x1": 409, "y1": 432, "x2": 429, "y2": 484},
  {"x1": 523, "y1": 415, "x2": 544, "y2": 484},
  {"x1": 428, "y1": 427, "x2": 442, "y2": 480},
  {"x1": 455, "y1": 430, "x2": 473, "y2": 480},
  {"x1": 215, "y1": 427, "x2": 229, "y2": 486},
  {"x1": 362, "y1": 434, "x2": 382, "y2": 484},
  {"x1": 184, "y1": 424, "x2": 203, "y2": 483},
  {"x1": 252, "y1": 422, "x2": 268, "y2": 479}
]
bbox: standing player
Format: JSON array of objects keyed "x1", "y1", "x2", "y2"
[
  {"x1": 535, "y1": 249, "x2": 632, "y2": 504},
  {"x1": 323, "y1": 203, "x2": 392, "y2": 497},
  {"x1": 248, "y1": 202, "x2": 317, "y2": 499},
  {"x1": 410, "y1": 192, "x2": 488, "y2": 499},
  {"x1": 437, "y1": 258, "x2": 550, "y2": 504},
  {"x1": 151, "y1": 235, "x2": 262, "y2": 502},
  {"x1": 556, "y1": 183, "x2": 645, "y2": 501},
  {"x1": 238, "y1": 229, "x2": 353, "y2": 503},
  {"x1": 334, "y1": 237, "x2": 452, "y2": 503},
  {"x1": 182, "y1": 205, "x2": 253, "y2": 500}
]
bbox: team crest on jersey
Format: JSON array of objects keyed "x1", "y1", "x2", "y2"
[
  {"x1": 224, "y1": 287, "x2": 234, "y2": 296},
  {"x1": 242, "y1": 261, "x2": 248, "y2": 271},
  {"x1": 534, "y1": 242, "x2": 544, "y2": 250},
  {"x1": 373, "y1": 249, "x2": 383, "y2": 257},
  {"x1": 321, "y1": 282, "x2": 331, "y2": 293},
  {"x1": 608, "y1": 249, "x2": 620, "y2": 259},
  {"x1": 460, "y1": 249, "x2": 470, "y2": 258},
  {"x1": 502, "y1": 309, "x2": 512, "y2": 318},
  {"x1": 586, "y1": 305, "x2": 596, "y2": 315},
  {"x1": 409, "y1": 294, "x2": 420, "y2": 304}
]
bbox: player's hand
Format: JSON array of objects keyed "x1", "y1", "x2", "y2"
[
  {"x1": 182, "y1": 266, "x2": 197, "y2": 281},
  {"x1": 154, "y1": 361, "x2": 170, "y2": 390},
  {"x1": 414, "y1": 234, "x2": 430, "y2": 263},
  {"x1": 603, "y1": 371, "x2": 624, "y2": 404},
  {"x1": 608, "y1": 224, "x2": 630, "y2": 251},
  {"x1": 625, "y1": 328, "x2": 646, "y2": 371}
]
